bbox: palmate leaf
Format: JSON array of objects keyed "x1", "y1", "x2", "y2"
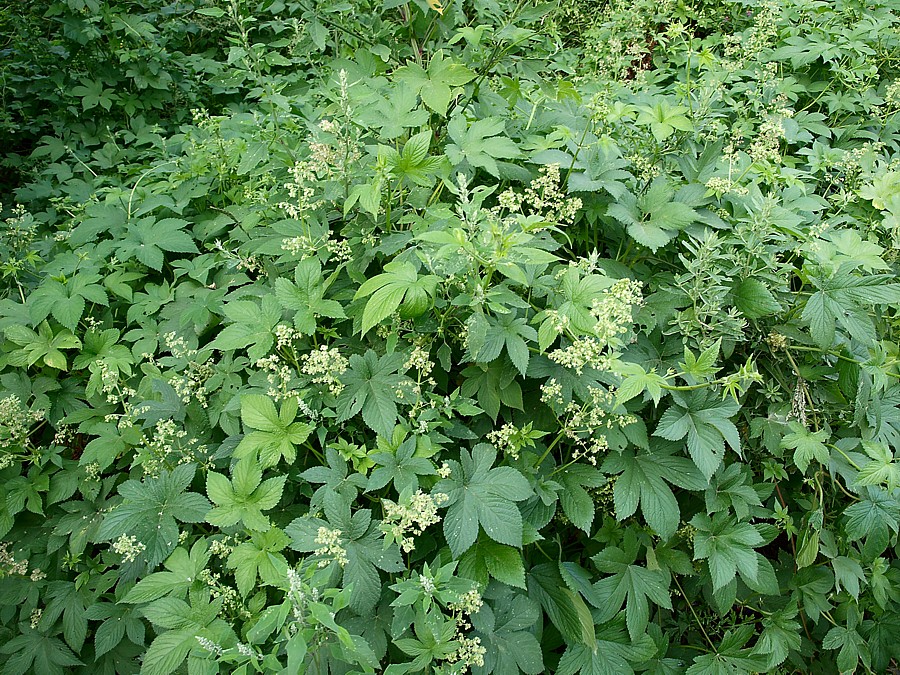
[
  {"x1": 802, "y1": 265, "x2": 900, "y2": 348},
  {"x1": 607, "y1": 178, "x2": 699, "y2": 252},
  {"x1": 434, "y1": 444, "x2": 532, "y2": 557},
  {"x1": 29, "y1": 273, "x2": 108, "y2": 331},
  {"x1": 471, "y1": 589, "x2": 544, "y2": 675},
  {"x1": 689, "y1": 513, "x2": 766, "y2": 592},
  {"x1": 234, "y1": 394, "x2": 313, "y2": 468},
  {"x1": 591, "y1": 533, "x2": 673, "y2": 641},
  {"x1": 686, "y1": 626, "x2": 769, "y2": 675},
  {"x1": 285, "y1": 502, "x2": 404, "y2": 613},
  {"x1": 0, "y1": 628, "x2": 83, "y2": 675},
  {"x1": 274, "y1": 257, "x2": 345, "y2": 335},
  {"x1": 654, "y1": 390, "x2": 741, "y2": 481},
  {"x1": 556, "y1": 616, "x2": 656, "y2": 675},
  {"x1": 354, "y1": 261, "x2": 440, "y2": 336},
  {"x1": 603, "y1": 445, "x2": 707, "y2": 540},
  {"x1": 122, "y1": 540, "x2": 211, "y2": 603},
  {"x1": 98, "y1": 464, "x2": 210, "y2": 570},
  {"x1": 209, "y1": 295, "x2": 281, "y2": 361},
  {"x1": 226, "y1": 527, "x2": 290, "y2": 597},
  {"x1": 116, "y1": 217, "x2": 198, "y2": 271},
  {"x1": 395, "y1": 50, "x2": 476, "y2": 116},
  {"x1": 336, "y1": 350, "x2": 408, "y2": 438},
  {"x1": 466, "y1": 310, "x2": 537, "y2": 377},
  {"x1": 205, "y1": 457, "x2": 286, "y2": 532},
  {"x1": 446, "y1": 115, "x2": 521, "y2": 177},
  {"x1": 780, "y1": 422, "x2": 829, "y2": 474}
]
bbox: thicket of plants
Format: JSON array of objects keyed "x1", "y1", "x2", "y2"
[{"x1": 1, "y1": 0, "x2": 900, "y2": 672}]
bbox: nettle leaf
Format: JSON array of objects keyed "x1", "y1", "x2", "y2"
[
  {"x1": 434, "y1": 444, "x2": 532, "y2": 557},
  {"x1": 780, "y1": 422, "x2": 830, "y2": 474},
  {"x1": 336, "y1": 350, "x2": 408, "y2": 437},
  {"x1": 654, "y1": 390, "x2": 741, "y2": 481},
  {"x1": 285, "y1": 503, "x2": 404, "y2": 613},
  {"x1": 234, "y1": 394, "x2": 314, "y2": 467},
  {"x1": 210, "y1": 295, "x2": 281, "y2": 360},
  {"x1": 445, "y1": 115, "x2": 521, "y2": 177},
  {"x1": 732, "y1": 278, "x2": 782, "y2": 319},
  {"x1": 354, "y1": 261, "x2": 440, "y2": 335},
  {"x1": 603, "y1": 446, "x2": 707, "y2": 540},
  {"x1": 274, "y1": 258, "x2": 345, "y2": 334},
  {"x1": 98, "y1": 464, "x2": 210, "y2": 569},
  {"x1": 206, "y1": 457, "x2": 285, "y2": 532}
]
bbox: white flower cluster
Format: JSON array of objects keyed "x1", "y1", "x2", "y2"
[
  {"x1": 704, "y1": 177, "x2": 749, "y2": 197},
  {"x1": 495, "y1": 164, "x2": 582, "y2": 225},
  {"x1": 382, "y1": 490, "x2": 449, "y2": 552},
  {"x1": 549, "y1": 337, "x2": 614, "y2": 375},
  {"x1": 886, "y1": 80, "x2": 900, "y2": 108},
  {"x1": 111, "y1": 534, "x2": 146, "y2": 563},
  {"x1": 255, "y1": 354, "x2": 300, "y2": 402},
  {"x1": 0, "y1": 394, "x2": 44, "y2": 452},
  {"x1": 449, "y1": 588, "x2": 484, "y2": 617},
  {"x1": 212, "y1": 239, "x2": 262, "y2": 274},
  {"x1": 313, "y1": 526, "x2": 348, "y2": 567},
  {"x1": 163, "y1": 332, "x2": 214, "y2": 407},
  {"x1": 748, "y1": 115, "x2": 786, "y2": 164},
  {"x1": 137, "y1": 419, "x2": 205, "y2": 477},
  {"x1": 275, "y1": 324, "x2": 301, "y2": 349},
  {"x1": 301, "y1": 346, "x2": 349, "y2": 396},
  {"x1": 590, "y1": 278, "x2": 643, "y2": 345},
  {"x1": 0, "y1": 542, "x2": 29, "y2": 577},
  {"x1": 404, "y1": 345, "x2": 435, "y2": 377},
  {"x1": 450, "y1": 636, "x2": 486, "y2": 670},
  {"x1": 209, "y1": 536, "x2": 236, "y2": 558},
  {"x1": 561, "y1": 386, "x2": 638, "y2": 466},
  {"x1": 199, "y1": 568, "x2": 249, "y2": 619},
  {"x1": 540, "y1": 378, "x2": 565, "y2": 406},
  {"x1": 486, "y1": 423, "x2": 530, "y2": 461}
]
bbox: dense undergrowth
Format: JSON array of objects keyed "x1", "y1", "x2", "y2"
[{"x1": 1, "y1": 0, "x2": 900, "y2": 672}]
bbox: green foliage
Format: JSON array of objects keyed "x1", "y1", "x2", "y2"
[{"x1": 2, "y1": 0, "x2": 900, "y2": 672}]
